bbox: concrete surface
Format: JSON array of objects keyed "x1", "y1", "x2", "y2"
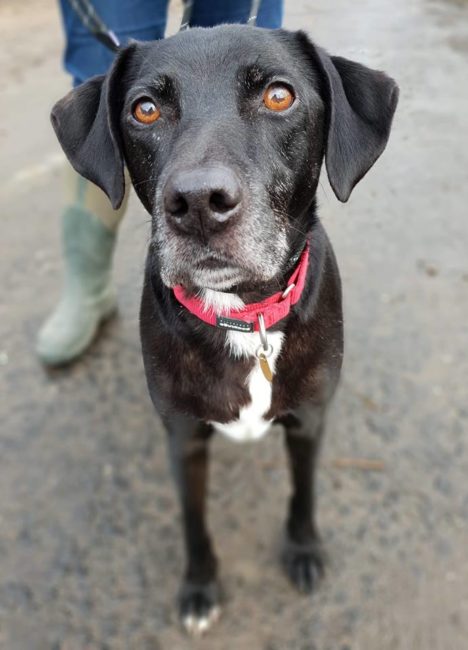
[{"x1": 1, "y1": 0, "x2": 468, "y2": 648}]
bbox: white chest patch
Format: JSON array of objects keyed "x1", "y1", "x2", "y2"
[{"x1": 200, "y1": 289, "x2": 285, "y2": 443}]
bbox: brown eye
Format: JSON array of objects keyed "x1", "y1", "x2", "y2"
[
  {"x1": 133, "y1": 98, "x2": 161, "y2": 124},
  {"x1": 263, "y1": 83, "x2": 295, "y2": 112}
]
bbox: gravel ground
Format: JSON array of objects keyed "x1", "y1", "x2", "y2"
[{"x1": 1, "y1": 0, "x2": 467, "y2": 648}]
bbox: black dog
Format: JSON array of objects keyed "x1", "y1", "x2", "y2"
[{"x1": 51, "y1": 25, "x2": 398, "y2": 634}]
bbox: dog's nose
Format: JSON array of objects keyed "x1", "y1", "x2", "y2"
[{"x1": 163, "y1": 166, "x2": 242, "y2": 235}]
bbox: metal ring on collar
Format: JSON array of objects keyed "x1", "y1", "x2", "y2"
[
  {"x1": 256, "y1": 343, "x2": 273, "y2": 360},
  {"x1": 282, "y1": 283, "x2": 295, "y2": 299}
]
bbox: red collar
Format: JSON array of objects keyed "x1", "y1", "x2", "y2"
[{"x1": 172, "y1": 243, "x2": 310, "y2": 333}]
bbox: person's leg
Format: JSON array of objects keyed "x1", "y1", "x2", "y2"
[
  {"x1": 37, "y1": 0, "x2": 169, "y2": 365},
  {"x1": 190, "y1": 0, "x2": 283, "y2": 29},
  {"x1": 36, "y1": 167, "x2": 130, "y2": 365},
  {"x1": 59, "y1": 0, "x2": 170, "y2": 87}
]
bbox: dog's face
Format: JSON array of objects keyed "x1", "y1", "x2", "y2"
[
  {"x1": 119, "y1": 28, "x2": 327, "y2": 291},
  {"x1": 52, "y1": 26, "x2": 398, "y2": 291}
]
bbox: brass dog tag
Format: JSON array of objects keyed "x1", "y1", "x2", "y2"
[{"x1": 258, "y1": 353, "x2": 273, "y2": 383}]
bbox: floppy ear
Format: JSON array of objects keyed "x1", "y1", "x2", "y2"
[
  {"x1": 298, "y1": 34, "x2": 399, "y2": 202},
  {"x1": 50, "y1": 45, "x2": 135, "y2": 209}
]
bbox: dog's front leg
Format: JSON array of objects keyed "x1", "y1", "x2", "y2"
[
  {"x1": 280, "y1": 405, "x2": 326, "y2": 594},
  {"x1": 164, "y1": 413, "x2": 220, "y2": 635}
]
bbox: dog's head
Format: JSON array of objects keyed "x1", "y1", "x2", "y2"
[{"x1": 52, "y1": 26, "x2": 398, "y2": 291}]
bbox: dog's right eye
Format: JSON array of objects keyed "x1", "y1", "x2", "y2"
[{"x1": 133, "y1": 98, "x2": 161, "y2": 124}]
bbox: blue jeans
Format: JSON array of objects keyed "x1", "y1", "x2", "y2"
[{"x1": 59, "y1": 0, "x2": 284, "y2": 86}]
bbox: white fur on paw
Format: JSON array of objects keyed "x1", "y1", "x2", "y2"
[{"x1": 182, "y1": 605, "x2": 221, "y2": 636}]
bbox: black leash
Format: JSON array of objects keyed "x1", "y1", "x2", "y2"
[
  {"x1": 67, "y1": 0, "x2": 120, "y2": 51},
  {"x1": 68, "y1": 0, "x2": 262, "y2": 52}
]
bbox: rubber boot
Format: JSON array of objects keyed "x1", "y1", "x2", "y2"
[{"x1": 36, "y1": 167, "x2": 129, "y2": 365}]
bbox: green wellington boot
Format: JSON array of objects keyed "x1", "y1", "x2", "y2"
[{"x1": 37, "y1": 170, "x2": 128, "y2": 365}]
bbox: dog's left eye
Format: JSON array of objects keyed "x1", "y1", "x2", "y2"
[
  {"x1": 133, "y1": 98, "x2": 161, "y2": 124},
  {"x1": 263, "y1": 83, "x2": 295, "y2": 112}
]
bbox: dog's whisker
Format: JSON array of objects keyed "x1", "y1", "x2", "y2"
[
  {"x1": 133, "y1": 219, "x2": 152, "y2": 232},
  {"x1": 132, "y1": 176, "x2": 157, "y2": 188},
  {"x1": 279, "y1": 220, "x2": 309, "y2": 239}
]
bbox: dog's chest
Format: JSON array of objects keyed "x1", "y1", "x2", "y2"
[{"x1": 211, "y1": 329, "x2": 284, "y2": 442}]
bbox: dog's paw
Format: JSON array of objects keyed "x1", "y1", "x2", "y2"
[
  {"x1": 179, "y1": 580, "x2": 221, "y2": 636},
  {"x1": 282, "y1": 538, "x2": 325, "y2": 594}
]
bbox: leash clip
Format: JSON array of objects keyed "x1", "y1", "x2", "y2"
[{"x1": 257, "y1": 313, "x2": 269, "y2": 353}]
